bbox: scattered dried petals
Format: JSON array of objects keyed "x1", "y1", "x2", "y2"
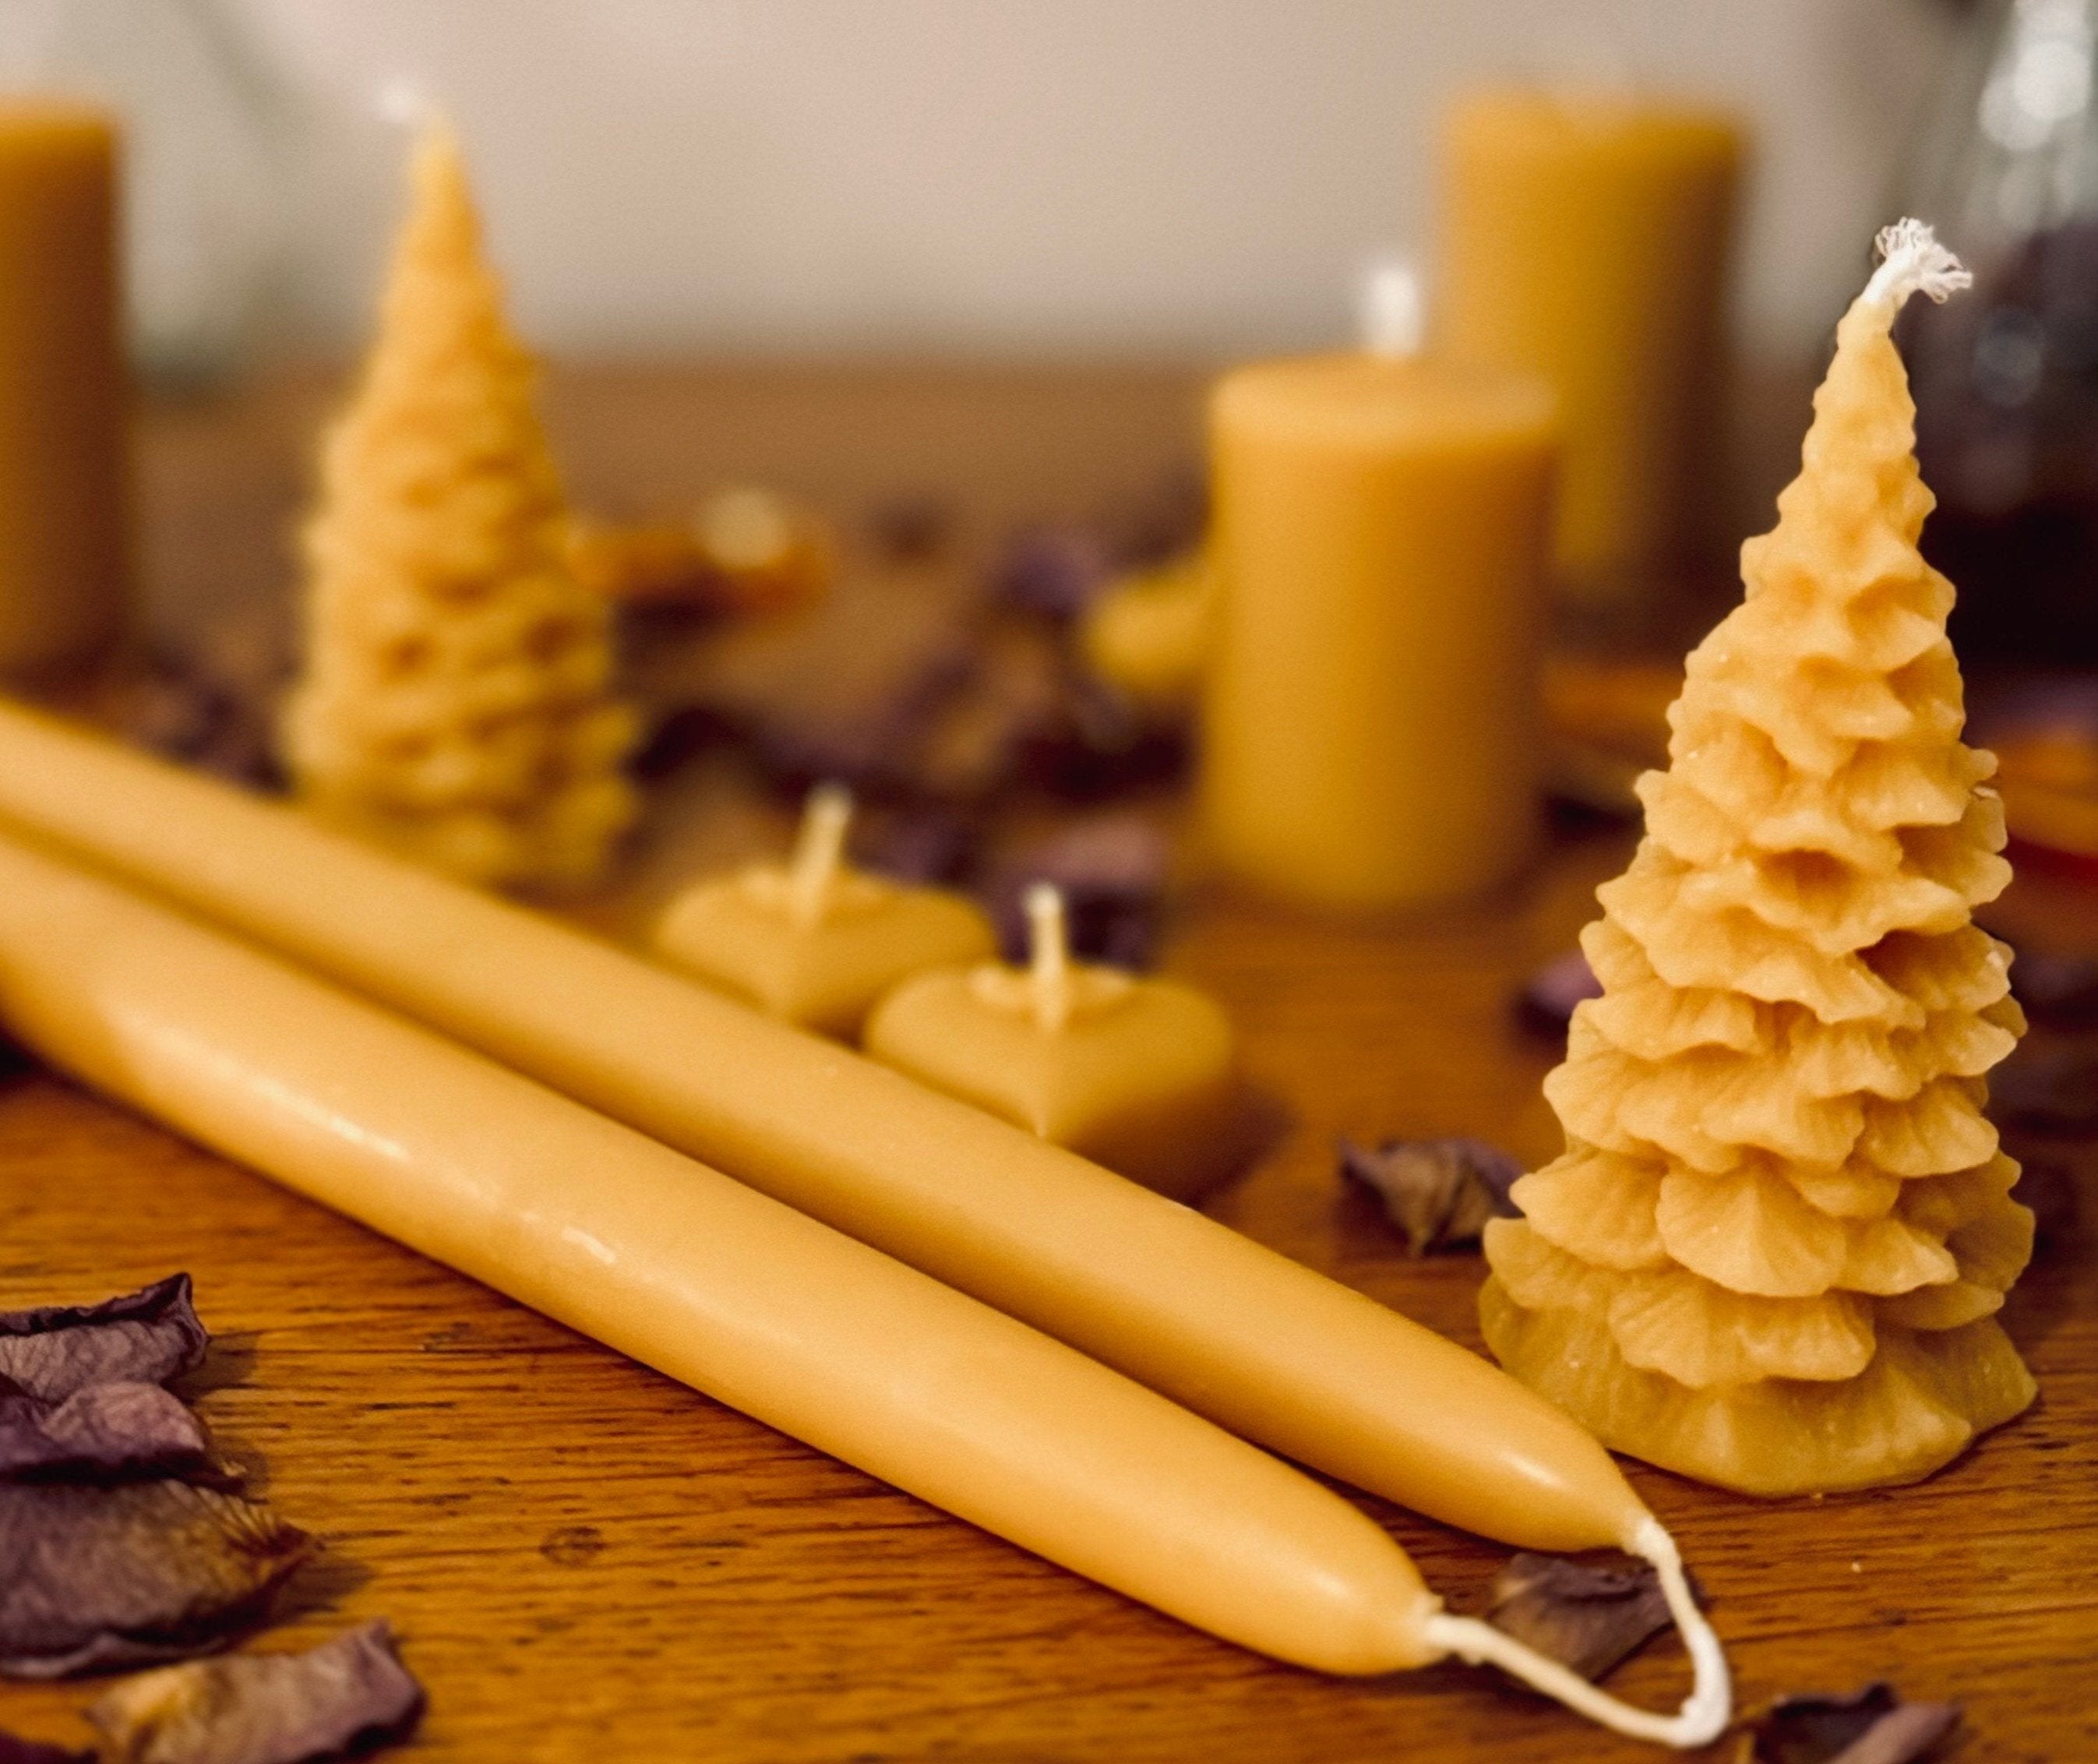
[
  {"x1": 0, "y1": 1734, "x2": 93, "y2": 1764},
  {"x1": 1486, "y1": 1552, "x2": 1674, "y2": 1683},
  {"x1": 1515, "y1": 950, "x2": 1602, "y2": 1041},
  {"x1": 1339, "y1": 1137, "x2": 1522, "y2": 1254},
  {"x1": 0, "y1": 1384, "x2": 210, "y2": 1480},
  {"x1": 0, "y1": 1276, "x2": 209, "y2": 1403},
  {"x1": 987, "y1": 816, "x2": 1171, "y2": 969},
  {"x1": 859, "y1": 808, "x2": 979, "y2": 887},
  {"x1": 1749, "y1": 1683, "x2": 1960, "y2": 1764},
  {"x1": 990, "y1": 526, "x2": 1116, "y2": 621},
  {"x1": 87, "y1": 1621, "x2": 424, "y2": 1764},
  {"x1": 0, "y1": 1482, "x2": 310, "y2": 1678}
]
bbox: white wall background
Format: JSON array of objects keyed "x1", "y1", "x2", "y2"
[{"x1": 231, "y1": 0, "x2": 1965, "y2": 361}]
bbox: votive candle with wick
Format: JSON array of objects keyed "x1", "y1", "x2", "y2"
[
  {"x1": 653, "y1": 781, "x2": 996, "y2": 1040},
  {"x1": 1201, "y1": 263, "x2": 1558, "y2": 910},
  {"x1": 865, "y1": 884, "x2": 1241, "y2": 1201}
]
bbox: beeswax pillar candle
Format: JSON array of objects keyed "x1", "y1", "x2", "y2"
[
  {"x1": 0, "y1": 700, "x2": 1662, "y2": 1558},
  {"x1": 1201, "y1": 352, "x2": 1556, "y2": 908},
  {"x1": 1440, "y1": 91, "x2": 1742, "y2": 613},
  {"x1": 866, "y1": 884, "x2": 1239, "y2": 1199},
  {"x1": 0, "y1": 830, "x2": 1727, "y2": 1743},
  {"x1": 0, "y1": 104, "x2": 127, "y2": 677},
  {"x1": 654, "y1": 783, "x2": 996, "y2": 1039},
  {"x1": 1483, "y1": 224, "x2": 2038, "y2": 1496}
]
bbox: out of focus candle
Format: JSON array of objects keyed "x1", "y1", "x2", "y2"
[
  {"x1": 1440, "y1": 90, "x2": 1742, "y2": 614},
  {"x1": 866, "y1": 885, "x2": 1239, "y2": 1200},
  {"x1": 0, "y1": 103, "x2": 127, "y2": 676},
  {"x1": 654, "y1": 783, "x2": 996, "y2": 1039},
  {"x1": 1201, "y1": 348, "x2": 1556, "y2": 909}
]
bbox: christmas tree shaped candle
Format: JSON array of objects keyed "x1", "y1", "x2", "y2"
[
  {"x1": 280, "y1": 125, "x2": 636, "y2": 890},
  {"x1": 1482, "y1": 221, "x2": 2037, "y2": 1497}
]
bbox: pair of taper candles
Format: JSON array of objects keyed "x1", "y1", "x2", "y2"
[{"x1": 0, "y1": 698, "x2": 1728, "y2": 1746}]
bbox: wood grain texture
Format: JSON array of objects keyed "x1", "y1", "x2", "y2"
[{"x1": 2, "y1": 364, "x2": 2093, "y2": 1762}]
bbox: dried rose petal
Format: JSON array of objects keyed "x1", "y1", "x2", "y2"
[
  {"x1": 1515, "y1": 950, "x2": 1602, "y2": 1040},
  {"x1": 988, "y1": 816, "x2": 1171, "y2": 970},
  {"x1": 88, "y1": 1621, "x2": 424, "y2": 1764},
  {"x1": 990, "y1": 525, "x2": 1116, "y2": 620},
  {"x1": 858, "y1": 808, "x2": 979, "y2": 887},
  {"x1": 0, "y1": 1384, "x2": 210, "y2": 1481},
  {"x1": 0, "y1": 1482, "x2": 310, "y2": 1678},
  {"x1": 1751, "y1": 1683, "x2": 1961, "y2": 1764},
  {"x1": 1486, "y1": 1552, "x2": 1675, "y2": 1683},
  {"x1": 0, "y1": 1277, "x2": 208, "y2": 1403},
  {"x1": 1339, "y1": 1137, "x2": 1523, "y2": 1255},
  {"x1": 0, "y1": 1735, "x2": 93, "y2": 1764}
]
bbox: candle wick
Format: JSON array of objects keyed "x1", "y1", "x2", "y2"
[
  {"x1": 1358, "y1": 254, "x2": 1425, "y2": 360},
  {"x1": 787, "y1": 782, "x2": 852, "y2": 927},
  {"x1": 1864, "y1": 217, "x2": 1970, "y2": 310},
  {"x1": 1025, "y1": 883, "x2": 1071, "y2": 1033}
]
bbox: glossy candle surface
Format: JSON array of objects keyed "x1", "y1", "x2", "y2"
[
  {"x1": 0, "y1": 701, "x2": 1649, "y2": 1555},
  {"x1": 865, "y1": 887, "x2": 1239, "y2": 1199},
  {"x1": 1441, "y1": 91, "x2": 1741, "y2": 610},
  {"x1": 1202, "y1": 353, "x2": 1556, "y2": 908},
  {"x1": 0, "y1": 828, "x2": 1438, "y2": 1676},
  {"x1": 0, "y1": 104, "x2": 127, "y2": 677}
]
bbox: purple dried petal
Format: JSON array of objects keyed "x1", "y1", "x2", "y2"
[
  {"x1": 1486, "y1": 1553, "x2": 1675, "y2": 1683},
  {"x1": 0, "y1": 1384, "x2": 211, "y2": 1481},
  {"x1": 1515, "y1": 950, "x2": 1602, "y2": 1040},
  {"x1": 0, "y1": 1735, "x2": 93, "y2": 1764},
  {"x1": 2009, "y1": 948, "x2": 2098, "y2": 1024},
  {"x1": 858, "y1": 809, "x2": 980, "y2": 887},
  {"x1": 990, "y1": 526, "x2": 1116, "y2": 620},
  {"x1": 1339, "y1": 1137, "x2": 1523, "y2": 1255},
  {"x1": 87, "y1": 1621, "x2": 424, "y2": 1764},
  {"x1": 1989, "y1": 1042, "x2": 2098, "y2": 1133},
  {"x1": 1752, "y1": 1684, "x2": 1961, "y2": 1764},
  {"x1": 0, "y1": 1483, "x2": 310, "y2": 1678},
  {"x1": 0, "y1": 1278, "x2": 208, "y2": 1404},
  {"x1": 987, "y1": 817, "x2": 1171, "y2": 970}
]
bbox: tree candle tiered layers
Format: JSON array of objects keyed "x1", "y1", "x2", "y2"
[
  {"x1": 1481, "y1": 224, "x2": 2037, "y2": 1496},
  {"x1": 280, "y1": 127, "x2": 635, "y2": 890}
]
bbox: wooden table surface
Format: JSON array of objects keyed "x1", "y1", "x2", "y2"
[{"x1": 3, "y1": 363, "x2": 2095, "y2": 1762}]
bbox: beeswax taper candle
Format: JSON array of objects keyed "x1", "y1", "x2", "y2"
[
  {"x1": 0, "y1": 700, "x2": 1675, "y2": 1559},
  {"x1": 866, "y1": 884, "x2": 1239, "y2": 1198},
  {"x1": 654, "y1": 782, "x2": 995, "y2": 1039},
  {"x1": 0, "y1": 103, "x2": 128, "y2": 678},
  {"x1": 1201, "y1": 319, "x2": 1556, "y2": 908}
]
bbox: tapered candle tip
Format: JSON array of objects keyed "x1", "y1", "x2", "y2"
[{"x1": 1864, "y1": 218, "x2": 1970, "y2": 309}]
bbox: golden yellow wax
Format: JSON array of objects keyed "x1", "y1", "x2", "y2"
[
  {"x1": 0, "y1": 104, "x2": 127, "y2": 677},
  {"x1": 654, "y1": 785, "x2": 995, "y2": 1040},
  {"x1": 1440, "y1": 91, "x2": 1742, "y2": 610},
  {"x1": 865, "y1": 886, "x2": 1239, "y2": 1199},
  {"x1": 0, "y1": 827, "x2": 1438, "y2": 1676},
  {"x1": 1201, "y1": 354, "x2": 1556, "y2": 908},
  {"x1": 0, "y1": 700, "x2": 1645, "y2": 1558}
]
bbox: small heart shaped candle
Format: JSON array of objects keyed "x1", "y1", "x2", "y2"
[{"x1": 865, "y1": 884, "x2": 1240, "y2": 1200}]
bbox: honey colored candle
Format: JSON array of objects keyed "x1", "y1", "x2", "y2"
[
  {"x1": 0, "y1": 103, "x2": 127, "y2": 677},
  {"x1": 654, "y1": 783, "x2": 995, "y2": 1039},
  {"x1": 279, "y1": 124, "x2": 635, "y2": 890},
  {"x1": 0, "y1": 831, "x2": 1724, "y2": 1742},
  {"x1": 1483, "y1": 224, "x2": 2037, "y2": 1496},
  {"x1": 0, "y1": 700, "x2": 1674, "y2": 1558},
  {"x1": 1078, "y1": 549, "x2": 1211, "y2": 713},
  {"x1": 1440, "y1": 90, "x2": 1742, "y2": 612},
  {"x1": 866, "y1": 885, "x2": 1239, "y2": 1199},
  {"x1": 1201, "y1": 352, "x2": 1556, "y2": 908}
]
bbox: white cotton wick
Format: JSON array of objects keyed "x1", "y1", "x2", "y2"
[
  {"x1": 1864, "y1": 217, "x2": 1971, "y2": 309},
  {"x1": 377, "y1": 78, "x2": 439, "y2": 130},
  {"x1": 1024, "y1": 883, "x2": 1074, "y2": 1033},
  {"x1": 1359, "y1": 254, "x2": 1426, "y2": 359},
  {"x1": 787, "y1": 782, "x2": 853, "y2": 926},
  {"x1": 1418, "y1": 1516, "x2": 1732, "y2": 1749}
]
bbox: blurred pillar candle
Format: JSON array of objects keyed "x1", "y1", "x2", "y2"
[
  {"x1": 654, "y1": 783, "x2": 996, "y2": 1040},
  {"x1": 0, "y1": 103, "x2": 127, "y2": 676},
  {"x1": 1201, "y1": 351, "x2": 1556, "y2": 909},
  {"x1": 866, "y1": 885, "x2": 1239, "y2": 1200},
  {"x1": 1440, "y1": 91, "x2": 1742, "y2": 614}
]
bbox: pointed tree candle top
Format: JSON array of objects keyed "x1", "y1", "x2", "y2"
[
  {"x1": 1482, "y1": 221, "x2": 2036, "y2": 1496},
  {"x1": 280, "y1": 124, "x2": 636, "y2": 891}
]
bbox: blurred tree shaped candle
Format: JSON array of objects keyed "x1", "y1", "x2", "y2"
[
  {"x1": 280, "y1": 124, "x2": 636, "y2": 891},
  {"x1": 866, "y1": 884, "x2": 1239, "y2": 1199},
  {"x1": 1481, "y1": 223, "x2": 2037, "y2": 1496},
  {"x1": 654, "y1": 782, "x2": 995, "y2": 1040},
  {"x1": 1201, "y1": 268, "x2": 1557, "y2": 909},
  {"x1": 0, "y1": 103, "x2": 127, "y2": 678},
  {"x1": 1441, "y1": 91, "x2": 1742, "y2": 619}
]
